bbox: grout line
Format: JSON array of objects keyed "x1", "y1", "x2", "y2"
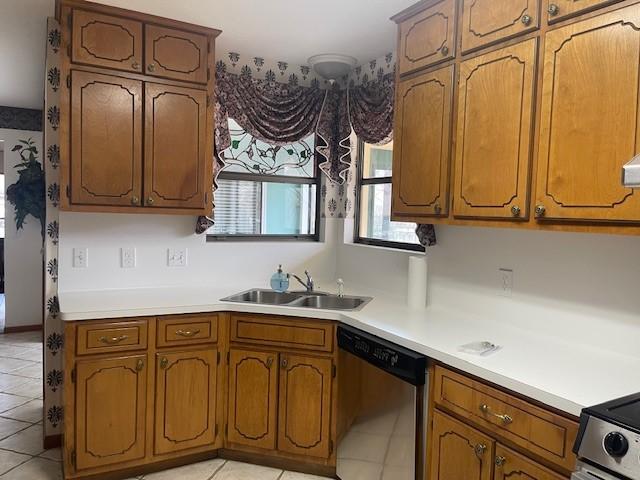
[
  {"x1": 276, "y1": 472, "x2": 285, "y2": 480},
  {"x1": 0, "y1": 451, "x2": 35, "y2": 477},
  {"x1": 207, "y1": 459, "x2": 227, "y2": 480}
]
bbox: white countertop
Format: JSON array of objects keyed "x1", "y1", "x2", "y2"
[{"x1": 59, "y1": 284, "x2": 640, "y2": 417}]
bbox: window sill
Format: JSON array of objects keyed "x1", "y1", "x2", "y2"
[{"x1": 345, "y1": 240, "x2": 425, "y2": 255}]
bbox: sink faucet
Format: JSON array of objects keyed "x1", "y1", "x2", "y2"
[{"x1": 291, "y1": 270, "x2": 314, "y2": 292}]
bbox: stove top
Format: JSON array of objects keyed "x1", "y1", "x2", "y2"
[{"x1": 574, "y1": 393, "x2": 640, "y2": 480}]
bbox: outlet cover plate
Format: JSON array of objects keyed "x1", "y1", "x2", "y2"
[
  {"x1": 498, "y1": 268, "x2": 513, "y2": 297},
  {"x1": 73, "y1": 248, "x2": 88, "y2": 268},
  {"x1": 167, "y1": 248, "x2": 187, "y2": 267},
  {"x1": 121, "y1": 248, "x2": 136, "y2": 268}
]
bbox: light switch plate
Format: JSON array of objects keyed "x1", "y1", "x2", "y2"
[
  {"x1": 73, "y1": 248, "x2": 88, "y2": 268},
  {"x1": 167, "y1": 248, "x2": 187, "y2": 267},
  {"x1": 121, "y1": 247, "x2": 136, "y2": 268},
  {"x1": 498, "y1": 268, "x2": 513, "y2": 297}
]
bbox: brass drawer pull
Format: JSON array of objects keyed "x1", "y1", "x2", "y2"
[
  {"x1": 521, "y1": 14, "x2": 532, "y2": 26},
  {"x1": 132, "y1": 61, "x2": 140, "y2": 70},
  {"x1": 148, "y1": 63, "x2": 156, "y2": 72},
  {"x1": 99, "y1": 335, "x2": 128, "y2": 345},
  {"x1": 479, "y1": 404, "x2": 513, "y2": 425},
  {"x1": 495, "y1": 455, "x2": 507, "y2": 467},
  {"x1": 131, "y1": 196, "x2": 140, "y2": 205},
  {"x1": 548, "y1": 3, "x2": 559, "y2": 16},
  {"x1": 441, "y1": 45, "x2": 449, "y2": 56},
  {"x1": 175, "y1": 329, "x2": 200, "y2": 338},
  {"x1": 511, "y1": 205, "x2": 521, "y2": 217},
  {"x1": 535, "y1": 204, "x2": 546, "y2": 218},
  {"x1": 474, "y1": 443, "x2": 487, "y2": 459}
]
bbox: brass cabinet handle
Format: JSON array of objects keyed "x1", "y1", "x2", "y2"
[
  {"x1": 160, "y1": 357, "x2": 168, "y2": 369},
  {"x1": 535, "y1": 204, "x2": 546, "y2": 218},
  {"x1": 148, "y1": 63, "x2": 156, "y2": 72},
  {"x1": 495, "y1": 455, "x2": 507, "y2": 467},
  {"x1": 474, "y1": 443, "x2": 487, "y2": 459},
  {"x1": 266, "y1": 357, "x2": 273, "y2": 368},
  {"x1": 479, "y1": 404, "x2": 513, "y2": 425},
  {"x1": 441, "y1": 45, "x2": 449, "y2": 56},
  {"x1": 131, "y1": 196, "x2": 139, "y2": 205},
  {"x1": 132, "y1": 61, "x2": 140, "y2": 70},
  {"x1": 136, "y1": 359, "x2": 144, "y2": 371},
  {"x1": 521, "y1": 14, "x2": 532, "y2": 26},
  {"x1": 99, "y1": 335, "x2": 127, "y2": 345},
  {"x1": 175, "y1": 329, "x2": 200, "y2": 338},
  {"x1": 434, "y1": 203, "x2": 442, "y2": 214},
  {"x1": 281, "y1": 358, "x2": 288, "y2": 369},
  {"x1": 511, "y1": 205, "x2": 521, "y2": 217},
  {"x1": 548, "y1": 3, "x2": 559, "y2": 16},
  {"x1": 146, "y1": 196, "x2": 154, "y2": 206}
]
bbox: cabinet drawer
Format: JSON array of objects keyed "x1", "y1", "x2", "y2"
[
  {"x1": 230, "y1": 315, "x2": 333, "y2": 352},
  {"x1": 397, "y1": 0, "x2": 456, "y2": 75},
  {"x1": 546, "y1": 0, "x2": 623, "y2": 23},
  {"x1": 434, "y1": 366, "x2": 578, "y2": 470},
  {"x1": 76, "y1": 320, "x2": 148, "y2": 355},
  {"x1": 157, "y1": 315, "x2": 218, "y2": 347}
]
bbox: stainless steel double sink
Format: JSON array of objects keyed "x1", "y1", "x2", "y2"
[{"x1": 221, "y1": 289, "x2": 372, "y2": 311}]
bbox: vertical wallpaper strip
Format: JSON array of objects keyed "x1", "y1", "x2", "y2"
[{"x1": 43, "y1": 16, "x2": 63, "y2": 438}]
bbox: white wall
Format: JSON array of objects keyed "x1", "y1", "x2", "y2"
[
  {"x1": 58, "y1": 213, "x2": 339, "y2": 293},
  {"x1": 0, "y1": 129, "x2": 44, "y2": 329},
  {"x1": 337, "y1": 223, "x2": 640, "y2": 357}
]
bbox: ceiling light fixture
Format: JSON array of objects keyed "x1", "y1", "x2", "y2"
[{"x1": 308, "y1": 54, "x2": 357, "y2": 82}]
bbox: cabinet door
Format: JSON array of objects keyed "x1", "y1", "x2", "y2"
[
  {"x1": 145, "y1": 25, "x2": 208, "y2": 84},
  {"x1": 70, "y1": 70, "x2": 143, "y2": 207},
  {"x1": 144, "y1": 83, "x2": 208, "y2": 210},
  {"x1": 546, "y1": 0, "x2": 622, "y2": 23},
  {"x1": 71, "y1": 9, "x2": 143, "y2": 73},
  {"x1": 75, "y1": 354, "x2": 147, "y2": 470},
  {"x1": 277, "y1": 354, "x2": 333, "y2": 459},
  {"x1": 536, "y1": 5, "x2": 640, "y2": 222},
  {"x1": 397, "y1": 0, "x2": 456, "y2": 75},
  {"x1": 453, "y1": 39, "x2": 537, "y2": 220},
  {"x1": 494, "y1": 444, "x2": 566, "y2": 480},
  {"x1": 227, "y1": 349, "x2": 279, "y2": 451},
  {"x1": 461, "y1": 0, "x2": 539, "y2": 53},
  {"x1": 154, "y1": 349, "x2": 218, "y2": 455},
  {"x1": 392, "y1": 65, "x2": 453, "y2": 219},
  {"x1": 430, "y1": 410, "x2": 494, "y2": 480}
]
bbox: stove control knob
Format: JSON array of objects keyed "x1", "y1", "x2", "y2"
[{"x1": 603, "y1": 432, "x2": 629, "y2": 457}]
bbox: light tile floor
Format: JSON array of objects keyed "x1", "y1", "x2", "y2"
[{"x1": 0, "y1": 331, "x2": 331, "y2": 480}]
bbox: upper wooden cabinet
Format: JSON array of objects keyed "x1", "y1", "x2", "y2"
[
  {"x1": 60, "y1": 0, "x2": 220, "y2": 215},
  {"x1": 70, "y1": 70, "x2": 143, "y2": 207},
  {"x1": 154, "y1": 349, "x2": 219, "y2": 454},
  {"x1": 71, "y1": 9, "x2": 143, "y2": 73},
  {"x1": 545, "y1": 0, "x2": 622, "y2": 23},
  {"x1": 461, "y1": 0, "x2": 539, "y2": 53},
  {"x1": 145, "y1": 25, "x2": 209, "y2": 84},
  {"x1": 395, "y1": 0, "x2": 457, "y2": 75},
  {"x1": 392, "y1": 65, "x2": 453, "y2": 219},
  {"x1": 144, "y1": 83, "x2": 209, "y2": 209},
  {"x1": 278, "y1": 354, "x2": 333, "y2": 459},
  {"x1": 74, "y1": 354, "x2": 147, "y2": 471},
  {"x1": 535, "y1": 4, "x2": 640, "y2": 223},
  {"x1": 430, "y1": 410, "x2": 494, "y2": 480},
  {"x1": 453, "y1": 39, "x2": 537, "y2": 220}
]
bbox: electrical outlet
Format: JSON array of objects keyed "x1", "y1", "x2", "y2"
[
  {"x1": 167, "y1": 248, "x2": 187, "y2": 267},
  {"x1": 73, "y1": 248, "x2": 88, "y2": 268},
  {"x1": 121, "y1": 247, "x2": 136, "y2": 268},
  {"x1": 498, "y1": 268, "x2": 513, "y2": 297}
]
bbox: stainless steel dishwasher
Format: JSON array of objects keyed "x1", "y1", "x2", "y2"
[{"x1": 336, "y1": 325, "x2": 428, "y2": 480}]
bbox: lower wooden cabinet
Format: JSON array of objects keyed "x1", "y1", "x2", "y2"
[
  {"x1": 430, "y1": 410, "x2": 494, "y2": 480},
  {"x1": 277, "y1": 354, "x2": 333, "y2": 458},
  {"x1": 154, "y1": 349, "x2": 219, "y2": 454},
  {"x1": 495, "y1": 444, "x2": 566, "y2": 480},
  {"x1": 74, "y1": 354, "x2": 147, "y2": 470},
  {"x1": 227, "y1": 348, "x2": 279, "y2": 450}
]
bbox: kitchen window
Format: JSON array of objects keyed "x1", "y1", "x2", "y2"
[
  {"x1": 208, "y1": 118, "x2": 319, "y2": 240},
  {"x1": 355, "y1": 140, "x2": 423, "y2": 251}
]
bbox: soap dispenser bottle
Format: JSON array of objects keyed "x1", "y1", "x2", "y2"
[{"x1": 270, "y1": 265, "x2": 290, "y2": 293}]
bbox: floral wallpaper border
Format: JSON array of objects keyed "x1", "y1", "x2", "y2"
[{"x1": 43, "y1": 17, "x2": 63, "y2": 439}]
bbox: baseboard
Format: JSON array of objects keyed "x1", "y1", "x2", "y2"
[
  {"x1": 3, "y1": 324, "x2": 43, "y2": 334},
  {"x1": 44, "y1": 434, "x2": 62, "y2": 450}
]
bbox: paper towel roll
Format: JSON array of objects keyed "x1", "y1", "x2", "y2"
[{"x1": 408, "y1": 255, "x2": 428, "y2": 309}]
